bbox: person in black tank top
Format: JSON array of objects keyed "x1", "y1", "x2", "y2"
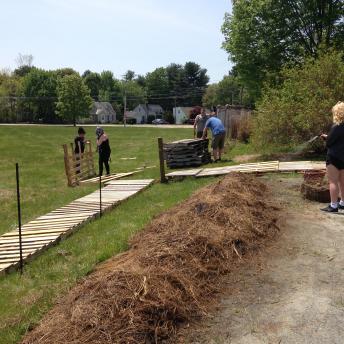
[
  {"x1": 96, "y1": 127, "x2": 111, "y2": 176},
  {"x1": 320, "y1": 102, "x2": 344, "y2": 213}
]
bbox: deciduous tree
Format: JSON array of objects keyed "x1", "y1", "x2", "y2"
[
  {"x1": 222, "y1": 0, "x2": 344, "y2": 101},
  {"x1": 21, "y1": 69, "x2": 58, "y2": 122},
  {"x1": 56, "y1": 74, "x2": 93, "y2": 126},
  {"x1": 82, "y1": 72, "x2": 101, "y2": 99},
  {"x1": 252, "y1": 51, "x2": 344, "y2": 147}
]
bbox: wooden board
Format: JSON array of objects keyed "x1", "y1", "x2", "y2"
[
  {"x1": 166, "y1": 169, "x2": 203, "y2": 178},
  {"x1": 79, "y1": 172, "x2": 136, "y2": 184},
  {"x1": 279, "y1": 161, "x2": 325, "y2": 172},
  {"x1": 105, "y1": 179, "x2": 154, "y2": 185},
  {"x1": 166, "y1": 161, "x2": 325, "y2": 179},
  {"x1": 0, "y1": 179, "x2": 154, "y2": 275}
]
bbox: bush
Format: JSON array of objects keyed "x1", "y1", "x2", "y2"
[
  {"x1": 126, "y1": 118, "x2": 137, "y2": 125},
  {"x1": 252, "y1": 51, "x2": 344, "y2": 148},
  {"x1": 147, "y1": 115, "x2": 155, "y2": 124},
  {"x1": 163, "y1": 112, "x2": 175, "y2": 124},
  {"x1": 237, "y1": 115, "x2": 251, "y2": 143}
]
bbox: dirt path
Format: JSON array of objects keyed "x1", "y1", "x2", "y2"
[{"x1": 182, "y1": 176, "x2": 344, "y2": 344}]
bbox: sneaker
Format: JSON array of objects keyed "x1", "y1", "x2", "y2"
[
  {"x1": 338, "y1": 204, "x2": 344, "y2": 210},
  {"x1": 321, "y1": 205, "x2": 338, "y2": 213}
]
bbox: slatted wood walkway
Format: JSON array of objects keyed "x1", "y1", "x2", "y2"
[
  {"x1": 0, "y1": 179, "x2": 154, "y2": 275},
  {"x1": 79, "y1": 172, "x2": 136, "y2": 184},
  {"x1": 166, "y1": 161, "x2": 326, "y2": 179}
]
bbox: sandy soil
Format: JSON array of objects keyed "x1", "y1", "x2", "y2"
[{"x1": 181, "y1": 175, "x2": 344, "y2": 344}]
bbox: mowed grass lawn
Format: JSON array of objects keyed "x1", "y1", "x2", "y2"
[{"x1": 0, "y1": 125, "x2": 218, "y2": 344}]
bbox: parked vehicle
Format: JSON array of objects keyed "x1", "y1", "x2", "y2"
[{"x1": 152, "y1": 118, "x2": 169, "y2": 125}]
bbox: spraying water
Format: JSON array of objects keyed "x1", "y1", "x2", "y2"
[{"x1": 294, "y1": 135, "x2": 320, "y2": 153}]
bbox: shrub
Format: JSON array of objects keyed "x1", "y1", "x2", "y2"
[
  {"x1": 163, "y1": 112, "x2": 175, "y2": 124},
  {"x1": 126, "y1": 118, "x2": 137, "y2": 125},
  {"x1": 147, "y1": 115, "x2": 155, "y2": 124},
  {"x1": 237, "y1": 115, "x2": 251, "y2": 143},
  {"x1": 252, "y1": 51, "x2": 344, "y2": 148}
]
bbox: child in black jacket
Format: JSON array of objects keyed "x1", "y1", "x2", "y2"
[{"x1": 96, "y1": 127, "x2": 111, "y2": 176}]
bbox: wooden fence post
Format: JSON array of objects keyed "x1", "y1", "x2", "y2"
[
  {"x1": 158, "y1": 137, "x2": 167, "y2": 183},
  {"x1": 63, "y1": 144, "x2": 73, "y2": 187}
]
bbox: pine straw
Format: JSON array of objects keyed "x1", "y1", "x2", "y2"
[{"x1": 22, "y1": 173, "x2": 280, "y2": 344}]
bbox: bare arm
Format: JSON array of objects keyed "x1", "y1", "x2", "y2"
[
  {"x1": 202, "y1": 127, "x2": 208, "y2": 140},
  {"x1": 97, "y1": 134, "x2": 108, "y2": 146},
  {"x1": 193, "y1": 116, "x2": 198, "y2": 137}
]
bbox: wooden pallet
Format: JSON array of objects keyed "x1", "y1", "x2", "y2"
[
  {"x1": 163, "y1": 139, "x2": 211, "y2": 168},
  {"x1": 79, "y1": 172, "x2": 136, "y2": 184},
  {"x1": 63, "y1": 142, "x2": 96, "y2": 187},
  {"x1": 166, "y1": 161, "x2": 326, "y2": 179},
  {"x1": 0, "y1": 179, "x2": 154, "y2": 275}
]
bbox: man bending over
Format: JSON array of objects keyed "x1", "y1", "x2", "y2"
[{"x1": 202, "y1": 115, "x2": 226, "y2": 162}]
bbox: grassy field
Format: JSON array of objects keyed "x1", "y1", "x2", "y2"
[{"x1": 0, "y1": 125, "x2": 223, "y2": 344}]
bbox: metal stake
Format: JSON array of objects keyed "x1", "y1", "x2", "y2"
[
  {"x1": 99, "y1": 173, "x2": 102, "y2": 217},
  {"x1": 15, "y1": 163, "x2": 24, "y2": 275}
]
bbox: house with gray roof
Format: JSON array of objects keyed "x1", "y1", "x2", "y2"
[
  {"x1": 90, "y1": 102, "x2": 116, "y2": 124},
  {"x1": 127, "y1": 104, "x2": 164, "y2": 124}
]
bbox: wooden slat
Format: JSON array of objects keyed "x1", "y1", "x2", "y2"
[
  {"x1": 0, "y1": 179, "x2": 154, "y2": 274},
  {"x1": 3, "y1": 228, "x2": 73, "y2": 237},
  {"x1": 168, "y1": 161, "x2": 325, "y2": 179},
  {"x1": 0, "y1": 237, "x2": 57, "y2": 245},
  {"x1": 166, "y1": 169, "x2": 203, "y2": 178},
  {"x1": 79, "y1": 172, "x2": 135, "y2": 184}
]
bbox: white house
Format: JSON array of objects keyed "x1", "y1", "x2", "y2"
[
  {"x1": 127, "y1": 104, "x2": 164, "y2": 124},
  {"x1": 173, "y1": 107, "x2": 193, "y2": 124},
  {"x1": 90, "y1": 102, "x2": 116, "y2": 124}
]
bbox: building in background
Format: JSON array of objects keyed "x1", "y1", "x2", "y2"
[
  {"x1": 173, "y1": 107, "x2": 193, "y2": 124},
  {"x1": 90, "y1": 102, "x2": 116, "y2": 124},
  {"x1": 127, "y1": 104, "x2": 164, "y2": 124}
]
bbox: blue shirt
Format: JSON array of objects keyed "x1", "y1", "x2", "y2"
[{"x1": 205, "y1": 117, "x2": 225, "y2": 136}]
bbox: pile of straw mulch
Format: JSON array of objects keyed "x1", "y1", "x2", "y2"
[{"x1": 22, "y1": 173, "x2": 280, "y2": 344}]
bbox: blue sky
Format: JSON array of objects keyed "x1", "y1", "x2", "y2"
[{"x1": 1, "y1": 0, "x2": 232, "y2": 82}]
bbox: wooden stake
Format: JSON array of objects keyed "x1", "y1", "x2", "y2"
[
  {"x1": 158, "y1": 137, "x2": 167, "y2": 183},
  {"x1": 63, "y1": 144, "x2": 73, "y2": 187}
]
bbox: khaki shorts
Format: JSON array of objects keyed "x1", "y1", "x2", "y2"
[{"x1": 212, "y1": 132, "x2": 226, "y2": 149}]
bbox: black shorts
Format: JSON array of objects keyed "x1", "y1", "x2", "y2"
[
  {"x1": 212, "y1": 132, "x2": 226, "y2": 150},
  {"x1": 326, "y1": 155, "x2": 344, "y2": 170}
]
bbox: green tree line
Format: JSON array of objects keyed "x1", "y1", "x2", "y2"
[
  {"x1": 221, "y1": 0, "x2": 344, "y2": 146},
  {"x1": 0, "y1": 60, "x2": 212, "y2": 123}
]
